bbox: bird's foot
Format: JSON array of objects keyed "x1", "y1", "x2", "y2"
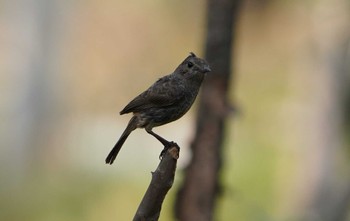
[{"x1": 159, "y1": 141, "x2": 179, "y2": 160}]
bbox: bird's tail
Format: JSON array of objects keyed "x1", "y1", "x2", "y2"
[{"x1": 105, "y1": 116, "x2": 137, "y2": 164}]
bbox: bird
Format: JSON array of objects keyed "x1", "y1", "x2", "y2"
[{"x1": 106, "y1": 52, "x2": 211, "y2": 164}]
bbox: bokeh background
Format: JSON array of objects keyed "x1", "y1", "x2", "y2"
[{"x1": 1, "y1": 0, "x2": 350, "y2": 220}]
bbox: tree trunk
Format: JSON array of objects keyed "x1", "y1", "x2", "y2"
[{"x1": 174, "y1": 0, "x2": 242, "y2": 220}]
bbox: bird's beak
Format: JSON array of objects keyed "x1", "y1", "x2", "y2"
[{"x1": 203, "y1": 65, "x2": 211, "y2": 73}]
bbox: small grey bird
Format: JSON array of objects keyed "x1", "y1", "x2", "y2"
[{"x1": 106, "y1": 52, "x2": 211, "y2": 164}]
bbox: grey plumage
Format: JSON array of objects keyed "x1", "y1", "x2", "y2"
[{"x1": 106, "y1": 52, "x2": 211, "y2": 164}]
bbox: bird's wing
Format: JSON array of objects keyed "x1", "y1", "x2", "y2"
[{"x1": 120, "y1": 76, "x2": 185, "y2": 115}]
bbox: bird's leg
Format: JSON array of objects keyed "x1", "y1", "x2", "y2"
[
  {"x1": 146, "y1": 129, "x2": 171, "y2": 146},
  {"x1": 145, "y1": 128, "x2": 177, "y2": 159}
]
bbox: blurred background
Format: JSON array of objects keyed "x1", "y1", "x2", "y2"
[{"x1": 1, "y1": 0, "x2": 350, "y2": 220}]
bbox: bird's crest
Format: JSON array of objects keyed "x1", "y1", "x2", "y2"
[{"x1": 189, "y1": 52, "x2": 196, "y2": 57}]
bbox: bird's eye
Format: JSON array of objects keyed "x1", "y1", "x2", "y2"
[{"x1": 187, "y1": 62, "x2": 194, "y2": 68}]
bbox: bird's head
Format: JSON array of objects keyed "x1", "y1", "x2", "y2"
[{"x1": 175, "y1": 52, "x2": 211, "y2": 78}]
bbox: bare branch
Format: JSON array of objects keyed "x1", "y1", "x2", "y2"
[{"x1": 133, "y1": 145, "x2": 179, "y2": 221}]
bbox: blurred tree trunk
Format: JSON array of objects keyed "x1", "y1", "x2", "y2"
[
  {"x1": 298, "y1": 0, "x2": 350, "y2": 220},
  {"x1": 174, "y1": 0, "x2": 241, "y2": 220},
  {"x1": 2, "y1": 0, "x2": 67, "y2": 176}
]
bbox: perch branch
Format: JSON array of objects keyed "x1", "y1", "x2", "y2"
[{"x1": 133, "y1": 145, "x2": 180, "y2": 221}]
